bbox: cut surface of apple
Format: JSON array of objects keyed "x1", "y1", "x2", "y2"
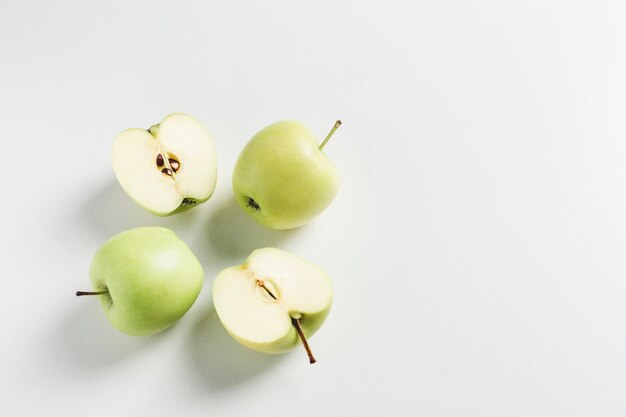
[
  {"x1": 112, "y1": 113, "x2": 217, "y2": 216},
  {"x1": 213, "y1": 247, "x2": 333, "y2": 360}
]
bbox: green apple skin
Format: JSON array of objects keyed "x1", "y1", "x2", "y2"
[
  {"x1": 89, "y1": 227, "x2": 204, "y2": 336},
  {"x1": 233, "y1": 121, "x2": 340, "y2": 230}
]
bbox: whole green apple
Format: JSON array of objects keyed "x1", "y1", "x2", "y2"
[
  {"x1": 232, "y1": 120, "x2": 341, "y2": 230},
  {"x1": 212, "y1": 247, "x2": 333, "y2": 363},
  {"x1": 77, "y1": 227, "x2": 204, "y2": 336}
]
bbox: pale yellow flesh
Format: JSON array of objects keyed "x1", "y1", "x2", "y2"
[
  {"x1": 112, "y1": 113, "x2": 217, "y2": 215},
  {"x1": 212, "y1": 247, "x2": 333, "y2": 354},
  {"x1": 213, "y1": 267, "x2": 292, "y2": 343}
]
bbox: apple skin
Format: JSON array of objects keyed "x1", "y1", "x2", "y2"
[
  {"x1": 233, "y1": 121, "x2": 340, "y2": 230},
  {"x1": 89, "y1": 227, "x2": 204, "y2": 336}
]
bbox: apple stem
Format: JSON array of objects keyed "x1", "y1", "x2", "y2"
[
  {"x1": 257, "y1": 280, "x2": 316, "y2": 364},
  {"x1": 319, "y1": 120, "x2": 342, "y2": 151},
  {"x1": 292, "y1": 317, "x2": 317, "y2": 364},
  {"x1": 75, "y1": 290, "x2": 108, "y2": 297}
]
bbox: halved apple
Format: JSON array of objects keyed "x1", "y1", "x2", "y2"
[
  {"x1": 112, "y1": 113, "x2": 217, "y2": 216},
  {"x1": 212, "y1": 247, "x2": 333, "y2": 364}
]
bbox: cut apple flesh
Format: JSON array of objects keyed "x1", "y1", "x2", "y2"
[
  {"x1": 215, "y1": 268, "x2": 292, "y2": 343},
  {"x1": 213, "y1": 248, "x2": 333, "y2": 353},
  {"x1": 112, "y1": 113, "x2": 217, "y2": 215}
]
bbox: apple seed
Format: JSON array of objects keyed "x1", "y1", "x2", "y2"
[
  {"x1": 156, "y1": 153, "x2": 180, "y2": 176},
  {"x1": 169, "y1": 158, "x2": 180, "y2": 172}
]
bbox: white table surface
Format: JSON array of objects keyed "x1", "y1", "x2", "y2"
[{"x1": 2, "y1": 1, "x2": 626, "y2": 416}]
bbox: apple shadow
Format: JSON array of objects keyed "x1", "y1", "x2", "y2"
[
  {"x1": 74, "y1": 180, "x2": 203, "y2": 240},
  {"x1": 51, "y1": 300, "x2": 166, "y2": 373},
  {"x1": 204, "y1": 197, "x2": 300, "y2": 263},
  {"x1": 186, "y1": 302, "x2": 283, "y2": 390}
]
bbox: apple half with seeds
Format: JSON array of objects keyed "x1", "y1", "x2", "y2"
[
  {"x1": 112, "y1": 113, "x2": 217, "y2": 216},
  {"x1": 212, "y1": 247, "x2": 333, "y2": 364}
]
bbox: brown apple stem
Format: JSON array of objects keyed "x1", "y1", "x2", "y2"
[
  {"x1": 292, "y1": 317, "x2": 316, "y2": 364},
  {"x1": 257, "y1": 280, "x2": 316, "y2": 364},
  {"x1": 319, "y1": 120, "x2": 342, "y2": 150},
  {"x1": 75, "y1": 290, "x2": 108, "y2": 297}
]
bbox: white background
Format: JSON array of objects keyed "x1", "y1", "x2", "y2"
[{"x1": 1, "y1": 1, "x2": 626, "y2": 416}]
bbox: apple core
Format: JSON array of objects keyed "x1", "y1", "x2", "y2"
[{"x1": 155, "y1": 151, "x2": 181, "y2": 177}]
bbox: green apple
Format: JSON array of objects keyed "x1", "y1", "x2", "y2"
[
  {"x1": 212, "y1": 247, "x2": 333, "y2": 363},
  {"x1": 112, "y1": 113, "x2": 217, "y2": 216},
  {"x1": 232, "y1": 120, "x2": 342, "y2": 230},
  {"x1": 76, "y1": 227, "x2": 204, "y2": 336}
]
